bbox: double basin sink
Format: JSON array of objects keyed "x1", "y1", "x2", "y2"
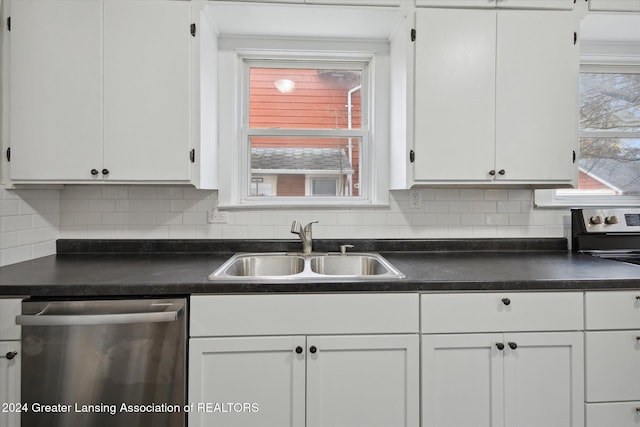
[{"x1": 208, "y1": 252, "x2": 405, "y2": 281}]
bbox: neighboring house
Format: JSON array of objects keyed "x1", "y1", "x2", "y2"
[
  {"x1": 578, "y1": 158, "x2": 640, "y2": 194},
  {"x1": 249, "y1": 68, "x2": 362, "y2": 197},
  {"x1": 251, "y1": 147, "x2": 354, "y2": 197}
]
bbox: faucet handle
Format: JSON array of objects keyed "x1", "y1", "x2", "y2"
[
  {"x1": 291, "y1": 220, "x2": 302, "y2": 235},
  {"x1": 340, "y1": 244, "x2": 354, "y2": 255}
]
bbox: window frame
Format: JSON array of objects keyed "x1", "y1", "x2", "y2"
[
  {"x1": 216, "y1": 39, "x2": 391, "y2": 209},
  {"x1": 535, "y1": 62, "x2": 640, "y2": 208}
]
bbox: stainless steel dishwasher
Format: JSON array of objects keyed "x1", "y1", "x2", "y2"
[{"x1": 16, "y1": 298, "x2": 187, "y2": 427}]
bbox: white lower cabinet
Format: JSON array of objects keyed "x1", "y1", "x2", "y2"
[
  {"x1": 189, "y1": 334, "x2": 419, "y2": 427},
  {"x1": 585, "y1": 291, "x2": 640, "y2": 426},
  {"x1": 0, "y1": 299, "x2": 21, "y2": 427},
  {"x1": 0, "y1": 341, "x2": 20, "y2": 427},
  {"x1": 422, "y1": 332, "x2": 584, "y2": 427},
  {"x1": 189, "y1": 293, "x2": 420, "y2": 427}
]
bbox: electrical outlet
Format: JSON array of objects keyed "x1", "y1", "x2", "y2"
[
  {"x1": 409, "y1": 190, "x2": 421, "y2": 209},
  {"x1": 208, "y1": 210, "x2": 229, "y2": 224}
]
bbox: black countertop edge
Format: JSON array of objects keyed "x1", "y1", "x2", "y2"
[
  {"x1": 56, "y1": 238, "x2": 568, "y2": 255},
  {"x1": 4, "y1": 278, "x2": 640, "y2": 298}
]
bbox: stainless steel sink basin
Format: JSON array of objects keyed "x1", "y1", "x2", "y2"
[
  {"x1": 222, "y1": 255, "x2": 305, "y2": 277},
  {"x1": 208, "y1": 252, "x2": 404, "y2": 281},
  {"x1": 309, "y1": 255, "x2": 389, "y2": 276}
]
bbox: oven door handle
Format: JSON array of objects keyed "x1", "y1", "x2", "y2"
[{"x1": 16, "y1": 308, "x2": 183, "y2": 326}]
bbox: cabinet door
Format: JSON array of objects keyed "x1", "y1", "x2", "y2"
[
  {"x1": 0, "y1": 342, "x2": 20, "y2": 427},
  {"x1": 585, "y1": 331, "x2": 640, "y2": 402},
  {"x1": 503, "y1": 332, "x2": 584, "y2": 427},
  {"x1": 495, "y1": 11, "x2": 578, "y2": 183},
  {"x1": 589, "y1": 0, "x2": 640, "y2": 11},
  {"x1": 103, "y1": 1, "x2": 191, "y2": 182},
  {"x1": 414, "y1": 9, "x2": 496, "y2": 182},
  {"x1": 307, "y1": 334, "x2": 419, "y2": 427},
  {"x1": 188, "y1": 336, "x2": 305, "y2": 427},
  {"x1": 416, "y1": 0, "x2": 574, "y2": 10},
  {"x1": 422, "y1": 334, "x2": 504, "y2": 427},
  {"x1": 9, "y1": 0, "x2": 102, "y2": 181}
]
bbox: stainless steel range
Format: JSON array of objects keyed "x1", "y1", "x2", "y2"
[{"x1": 572, "y1": 208, "x2": 640, "y2": 265}]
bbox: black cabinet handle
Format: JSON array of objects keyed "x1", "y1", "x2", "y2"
[
  {"x1": 91, "y1": 169, "x2": 99, "y2": 176},
  {"x1": 496, "y1": 343, "x2": 505, "y2": 350},
  {"x1": 501, "y1": 298, "x2": 511, "y2": 306},
  {"x1": 489, "y1": 170, "x2": 496, "y2": 176},
  {"x1": 102, "y1": 169, "x2": 110, "y2": 175},
  {"x1": 5, "y1": 351, "x2": 17, "y2": 360},
  {"x1": 295, "y1": 346, "x2": 303, "y2": 354},
  {"x1": 498, "y1": 169, "x2": 506, "y2": 175},
  {"x1": 508, "y1": 342, "x2": 517, "y2": 350},
  {"x1": 309, "y1": 345, "x2": 317, "y2": 354}
]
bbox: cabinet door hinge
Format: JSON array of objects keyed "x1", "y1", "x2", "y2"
[
  {"x1": 409, "y1": 150, "x2": 415, "y2": 163},
  {"x1": 6, "y1": 17, "x2": 11, "y2": 32},
  {"x1": 410, "y1": 28, "x2": 416, "y2": 42},
  {"x1": 190, "y1": 23, "x2": 196, "y2": 37},
  {"x1": 190, "y1": 148, "x2": 195, "y2": 163},
  {"x1": 6, "y1": 147, "x2": 10, "y2": 162}
]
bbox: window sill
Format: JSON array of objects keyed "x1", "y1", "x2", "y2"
[{"x1": 534, "y1": 189, "x2": 640, "y2": 208}]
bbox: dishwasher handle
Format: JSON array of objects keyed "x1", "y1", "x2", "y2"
[{"x1": 16, "y1": 308, "x2": 183, "y2": 326}]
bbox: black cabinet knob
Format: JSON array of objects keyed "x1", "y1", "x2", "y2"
[
  {"x1": 501, "y1": 298, "x2": 511, "y2": 306},
  {"x1": 295, "y1": 346, "x2": 303, "y2": 354},
  {"x1": 309, "y1": 345, "x2": 317, "y2": 354},
  {"x1": 489, "y1": 170, "x2": 496, "y2": 176},
  {"x1": 5, "y1": 351, "x2": 17, "y2": 360},
  {"x1": 91, "y1": 169, "x2": 99, "y2": 176},
  {"x1": 498, "y1": 169, "x2": 506, "y2": 175},
  {"x1": 508, "y1": 342, "x2": 517, "y2": 350},
  {"x1": 496, "y1": 343, "x2": 505, "y2": 350},
  {"x1": 102, "y1": 169, "x2": 110, "y2": 175}
]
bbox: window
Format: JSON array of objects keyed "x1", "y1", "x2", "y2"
[
  {"x1": 216, "y1": 37, "x2": 392, "y2": 208},
  {"x1": 245, "y1": 63, "x2": 366, "y2": 200},
  {"x1": 536, "y1": 65, "x2": 640, "y2": 207}
]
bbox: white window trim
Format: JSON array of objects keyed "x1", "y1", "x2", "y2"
[
  {"x1": 535, "y1": 61, "x2": 640, "y2": 208},
  {"x1": 217, "y1": 38, "x2": 391, "y2": 209}
]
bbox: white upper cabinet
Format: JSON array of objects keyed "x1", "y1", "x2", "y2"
[
  {"x1": 589, "y1": 0, "x2": 640, "y2": 11},
  {"x1": 6, "y1": 0, "x2": 215, "y2": 187},
  {"x1": 413, "y1": 8, "x2": 578, "y2": 185},
  {"x1": 416, "y1": 0, "x2": 575, "y2": 10},
  {"x1": 8, "y1": 0, "x2": 103, "y2": 181},
  {"x1": 103, "y1": 1, "x2": 191, "y2": 182}
]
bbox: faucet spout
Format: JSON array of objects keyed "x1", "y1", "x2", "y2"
[{"x1": 291, "y1": 220, "x2": 318, "y2": 254}]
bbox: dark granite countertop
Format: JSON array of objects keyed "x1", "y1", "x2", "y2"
[{"x1": 1, "y1": 239, "x2": 640, "y2": 297}]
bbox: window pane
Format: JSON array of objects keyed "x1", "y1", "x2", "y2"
[
  {"x1": 249, "y1": 68, "x2": 362, "y2": 129},
  {"x1": 249, "y1": 136, "x2": 361, "y2": 197},
  {"x1": 312, "y1": 179, "x2": 338, "y2": 196},
  {"x1": 572, "y1": 72, "x2": 640, "y2": 196},
  {"x1": 578, "y1": 137, "x2": 640, "y2": 194},
  {"x1": 580, "y1": 73, "x2": 640, "y2": 132}
]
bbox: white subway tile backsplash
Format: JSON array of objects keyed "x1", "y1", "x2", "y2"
[{"x1": 0, "y1": 185, "x2": 571, "y2": 266}]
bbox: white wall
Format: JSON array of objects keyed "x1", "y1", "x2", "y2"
[
  {"x1": 0, "y1": 187, "x2": 59, "y2": 266},
  {"x1": 57, "y1": 185, "x2": 568, "y2": 241}
]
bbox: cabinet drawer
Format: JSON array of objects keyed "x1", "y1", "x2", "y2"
[
  {"x1": 190, "y1": 293, "x2": 419, "y2": 337},
  {"x1": 587, "y1": 402, "x2": 640, "y2": 427},
  {"x1": 586, "y1": 291, "x2": 640, "y2": 330},
  {"x1": 421, "y1": 292, "x2": 583, "y2": 333},
  {"x1": 0, "y1": 299, "x2": 21, "y2": 340},
  {"x1": 586, "y1": 331, "x2": 640, "y2": 402}
]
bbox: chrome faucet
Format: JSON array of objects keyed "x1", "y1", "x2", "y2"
[{"x1": 291, "y1": 220, "x2": 319, "y2": 254}]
